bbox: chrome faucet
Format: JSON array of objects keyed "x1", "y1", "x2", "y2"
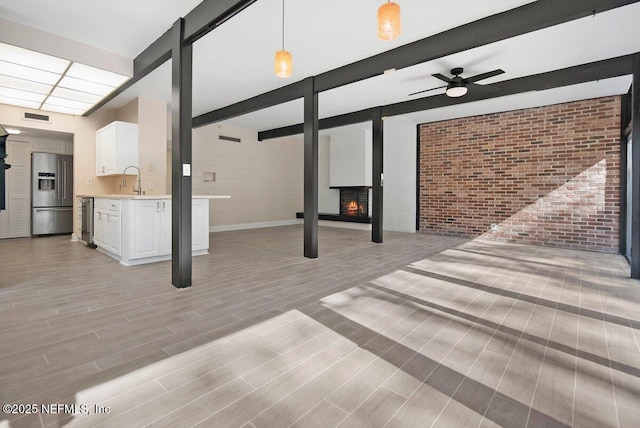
[{"x1": 122, "y1": 165, "x2": 143, "y2": 195}]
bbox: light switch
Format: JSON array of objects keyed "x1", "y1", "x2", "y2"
[
  {"x1": 147, "y1": 163, "x2": 154, "y2": 171},
  {"x1": 182, "y1": 164, "x2": 191, "y2": 176}
]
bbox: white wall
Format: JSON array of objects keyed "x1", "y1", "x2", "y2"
[
  {"x1": 319, "y1": 136, "x2": 339, "y2": 213},
  {"x1": 191, "y1": 123, "x2": 303, "y2": 229},
  {"x1": 383, "y1": 118, "x2": 417, "y2": 233},
  {"x1": 329, "y1": 127, "x2": 372, "y2": 187}
]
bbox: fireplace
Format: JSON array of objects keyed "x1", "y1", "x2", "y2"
[
  {"x1": 296, "y1": 186, "x2": 371, "y2": 224},
  {"x1": 339, "y1": 187, "x2": 369, "y2": 217}
]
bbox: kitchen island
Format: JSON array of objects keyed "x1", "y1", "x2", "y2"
[{"x1": 83, "y1": 194, "x2": 230, "y2": 266}]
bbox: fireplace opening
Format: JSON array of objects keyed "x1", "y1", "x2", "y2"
[{"x1": 340, "y1": 187, "x2": 369, "y2": 217}]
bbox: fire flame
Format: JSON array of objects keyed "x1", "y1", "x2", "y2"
[{"x1": 344, "y1": 200, "x2": 363, "y2": 216}]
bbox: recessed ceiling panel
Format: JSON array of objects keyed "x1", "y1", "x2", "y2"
[
  {"x1": 0, "y1": 75, "x2": 52, "y2": 94},
  {"x1": 0, "y1": 60, "x2": 61, "y2": 85},
  {"x1": 0, "y1": 42, "x2": 69, "y2": 73}
]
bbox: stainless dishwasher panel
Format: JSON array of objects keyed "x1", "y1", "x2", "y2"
[{"x1": 81, "y1": 197, "x2": 95, "y2": 246}]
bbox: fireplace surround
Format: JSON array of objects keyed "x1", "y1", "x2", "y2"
[{"x1": 295, "y1": 186, "x2": 371, "y2": 224}]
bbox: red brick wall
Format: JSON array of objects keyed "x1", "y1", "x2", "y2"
[{"x1": 418, "y1": 96, "x2": 621, "y2": 253}]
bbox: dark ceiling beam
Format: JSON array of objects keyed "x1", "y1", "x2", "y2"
[
  {"x1": 84, "y1": 0, "x2": 257, "y2": 116},
  {"x1": 382, "y1": 54, "x2": 634, "y2": 117},
  {"x1": 193, "y1": 81, "x2": 304, "y2": 128},
  {"x1": 193, "y1": 0, "x2": 638, "y2": 128},
  {"x1": 257, "y1": 54, "x2": 635, "y2": 140},
  {"x1": 258, "y1": 107, "x2": 374, "y2": 140},
  {"x1": 183, "y1": 0, "x2": 258, "y2": 45},
  {"x1": 315, "y1": 0, "x2": 638, "y2": 93}
]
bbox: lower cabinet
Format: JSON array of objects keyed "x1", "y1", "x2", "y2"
[
  {"x1": 93, "y1": 197, "x2": 209, "y2": 265},
  {"x1": 93, "y1": 200, "x2": 121, "y2": 256}
]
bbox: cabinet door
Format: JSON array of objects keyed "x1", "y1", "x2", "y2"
[
  {"x1": 96, "y1": 124, "x2": 116, "y2": 175},
  {"x1": 191, "y1": 199, "x2": 209, "y2": 251},
  {"x1": 160, "y1": 200, "x2": 172, "y2": 256},
  {"x1": 93, "y1": 211, "x2": 104, "y2": 246},
  {"x1": 108, "y1": 213, "x2": 121, "y2": 256},
  {"x1": 129, "y1": 200, "x2": 161, "y2": 259}
]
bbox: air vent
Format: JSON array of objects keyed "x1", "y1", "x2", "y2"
[
  {"x1": 219, "y1": 135, "x2": 241, "y2": 143},
  {"x1": 24, "y1": 112, "x2": 50, "y2": 122}
]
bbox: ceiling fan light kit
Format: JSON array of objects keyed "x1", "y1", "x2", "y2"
[
  {"x1": 446, "y1": 82, "x2": 468, "y2": 98},
  {"x1": 378, "y1": 1, "x2": 401, "y2": 41},
  {"x1": 275, "y1": 0, "x2": 292, "y2": 78},
  {"x1": 409, "y1": 67, "x2": 505, "y2": 98}
]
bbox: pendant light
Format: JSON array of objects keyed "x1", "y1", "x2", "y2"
[
  {"x1": 378, "y1": 1, "x2": 401, "y2": 41},
  {"x1": 275, "y1": 0, "x2": 292, "y2": 78}
]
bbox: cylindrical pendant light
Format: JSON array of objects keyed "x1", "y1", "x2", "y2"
[
  {"x1": 378, "y1": 1, "x2": 401, "y2": 41},
  {"x1": 275, "y1": 50, "x2": 292, "y2": 78},
  {"x1": 275, "y1": 0, "x2": 292, "y2": 78}
]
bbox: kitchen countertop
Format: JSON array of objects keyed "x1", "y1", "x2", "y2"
[{"x1": 78, "y1": 194, "x2": 230, "y2": 200}]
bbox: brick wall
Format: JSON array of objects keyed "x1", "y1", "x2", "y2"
[{"x1": 418, "y1": 96, "x2": 621, "y2": 253}]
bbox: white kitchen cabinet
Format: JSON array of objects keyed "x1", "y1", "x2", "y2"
[
  {"x1": 191, "y1": 199, "x2": 209, "y2": 252},
  {"x1": 93, "y1": 197, "x2": 210, "y2": 266},
  {"x1": 158, "y1": 199, "x2": 209, "y2": 255},
  {"x1": 129, "y1": 200, "x2": 162, "y2": 259},
  {"x1": 159, "y1": 200, "x2": 172, "y2": 255},
  {"x1": 95, "y1": 121, "x2": 138, "y2": 176},
  {"x1": 93, "y1": 199, "x2": 122, "y2": 256}
]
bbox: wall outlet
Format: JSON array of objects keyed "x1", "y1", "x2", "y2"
[
  {"x1": 148, "y1": 182, "x2": 154, "y2": 190},
  {"x1": 86, "y1": 177, "x2": 93, "y2": 185},
  {"x1": 147, "y1": 163, "x2": 154, "y2": 171}
]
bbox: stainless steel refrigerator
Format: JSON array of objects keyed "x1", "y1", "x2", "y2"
[{"x1": 31, "y1": 152, "x2": 73, "y2": 236}]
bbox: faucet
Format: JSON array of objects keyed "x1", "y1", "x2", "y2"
[{"x1": 122, "y1": 165, "x2": 143, "y2": 195}]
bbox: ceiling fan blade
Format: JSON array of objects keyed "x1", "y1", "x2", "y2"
[
  {"x1": 465, "y1": 69, "x2": 505, "y2": 83},
  {"x1": 432, "y1": 73, "x2": 455, "y2": 83},
  {"x1": 408, "y1": 85, "x2": 446, "y2": 97},
  {"x1": 467, "y1": 82, "x2": 501, "y2": 94}
]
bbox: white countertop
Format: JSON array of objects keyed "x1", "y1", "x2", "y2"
[{"x1": 78, "y1": 194, "x2": 230, "y2": 200}]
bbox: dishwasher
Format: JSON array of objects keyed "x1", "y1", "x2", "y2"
[{"x1": 80, "y1": 197, "x2": 97, "y2": 248}]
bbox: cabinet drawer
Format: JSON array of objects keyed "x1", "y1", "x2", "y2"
[{"x1": 95, "y1": 198, "x2": 121, "y2": 212}]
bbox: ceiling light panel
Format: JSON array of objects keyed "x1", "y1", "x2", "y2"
[
  {"x1": 66, "y1": 63, "x2": 129, "y2": 87},
  {"x1": 50, "y1": 86, "x2": 102, "y2": 104},
  {"x1": 0, "y1": 87, "x2": 47, "y2": 103},
  {"x1": 0, "y1": 75, "x2": 52, "y2": 95},
  {"x1": 0, "y1": 42, "x2": 70, "y2": 73},
  {"x1": 41, "y1": 103, "x2": 86, "y2": 116},
  {"x1": 57, "y1": 75, "x2": 115, "y2": 96},
  {"x1": 0, "y1": 96, "x2": 41, "y2": 109},
  {"x1": 0, "y1": 61, "x2": 61, "y2": 85},
  {"x1": 0, "y1": 42, "x2": 131, "y2": 116},
  {"x1": 44, "y1": 96, "x2": 93, "y2": 110}
]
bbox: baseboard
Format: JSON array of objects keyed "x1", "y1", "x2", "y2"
[{"x1": 210, "y1": 219, "x2": 302, "y2": 232}]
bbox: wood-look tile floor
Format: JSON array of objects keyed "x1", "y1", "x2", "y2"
[{"x1": 1, "y1": 225, "x2": 639, "y2": 427}]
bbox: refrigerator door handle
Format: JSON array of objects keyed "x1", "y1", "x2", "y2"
[
  {"x1": 34, "y1": 207, "x2": 73, "y2": 212},
  {"x1": 63, "y1": 160, "x2": 66, "y2": 201},
  {"x1": 57, "y1": 160, "x2": 61, "y2": 201}
]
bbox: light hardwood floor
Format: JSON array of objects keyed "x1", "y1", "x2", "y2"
[{"x1": 1, "y1": 225, "x2": 639, "y2": 427}]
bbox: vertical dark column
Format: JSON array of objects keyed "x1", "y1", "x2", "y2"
[
  {"x1": 171, "y1": 18, "x2": 193, "y2": 288},
  {"x1": 620, "y1": 93, "x2": 630, "y2": 257},
  {"x1": 632, "y1": 53, "x2": 640, "y2": 279},
  {"x1": 303, "y1": 77, "x2": 318, "y2": 258},
  {"x1": 372, "y1": 107, "x2": 383, "y2": 243}
]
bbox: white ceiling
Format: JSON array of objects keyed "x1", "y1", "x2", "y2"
[{"x1": 0, "y1": 0, "x2": 638, "y2": 133}]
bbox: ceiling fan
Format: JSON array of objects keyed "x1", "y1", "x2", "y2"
[{"x1": 408, "y1": 67, "x2": 505, "y2": 98}]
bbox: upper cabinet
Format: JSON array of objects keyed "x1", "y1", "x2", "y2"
[{"x1": 96, "y1": 121, "x2": 138, "y2": 176}]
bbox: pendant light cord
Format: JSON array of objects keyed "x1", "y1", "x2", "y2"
[{"x1": 281, "y1": 0, "x2": 285, "y2": 50}]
